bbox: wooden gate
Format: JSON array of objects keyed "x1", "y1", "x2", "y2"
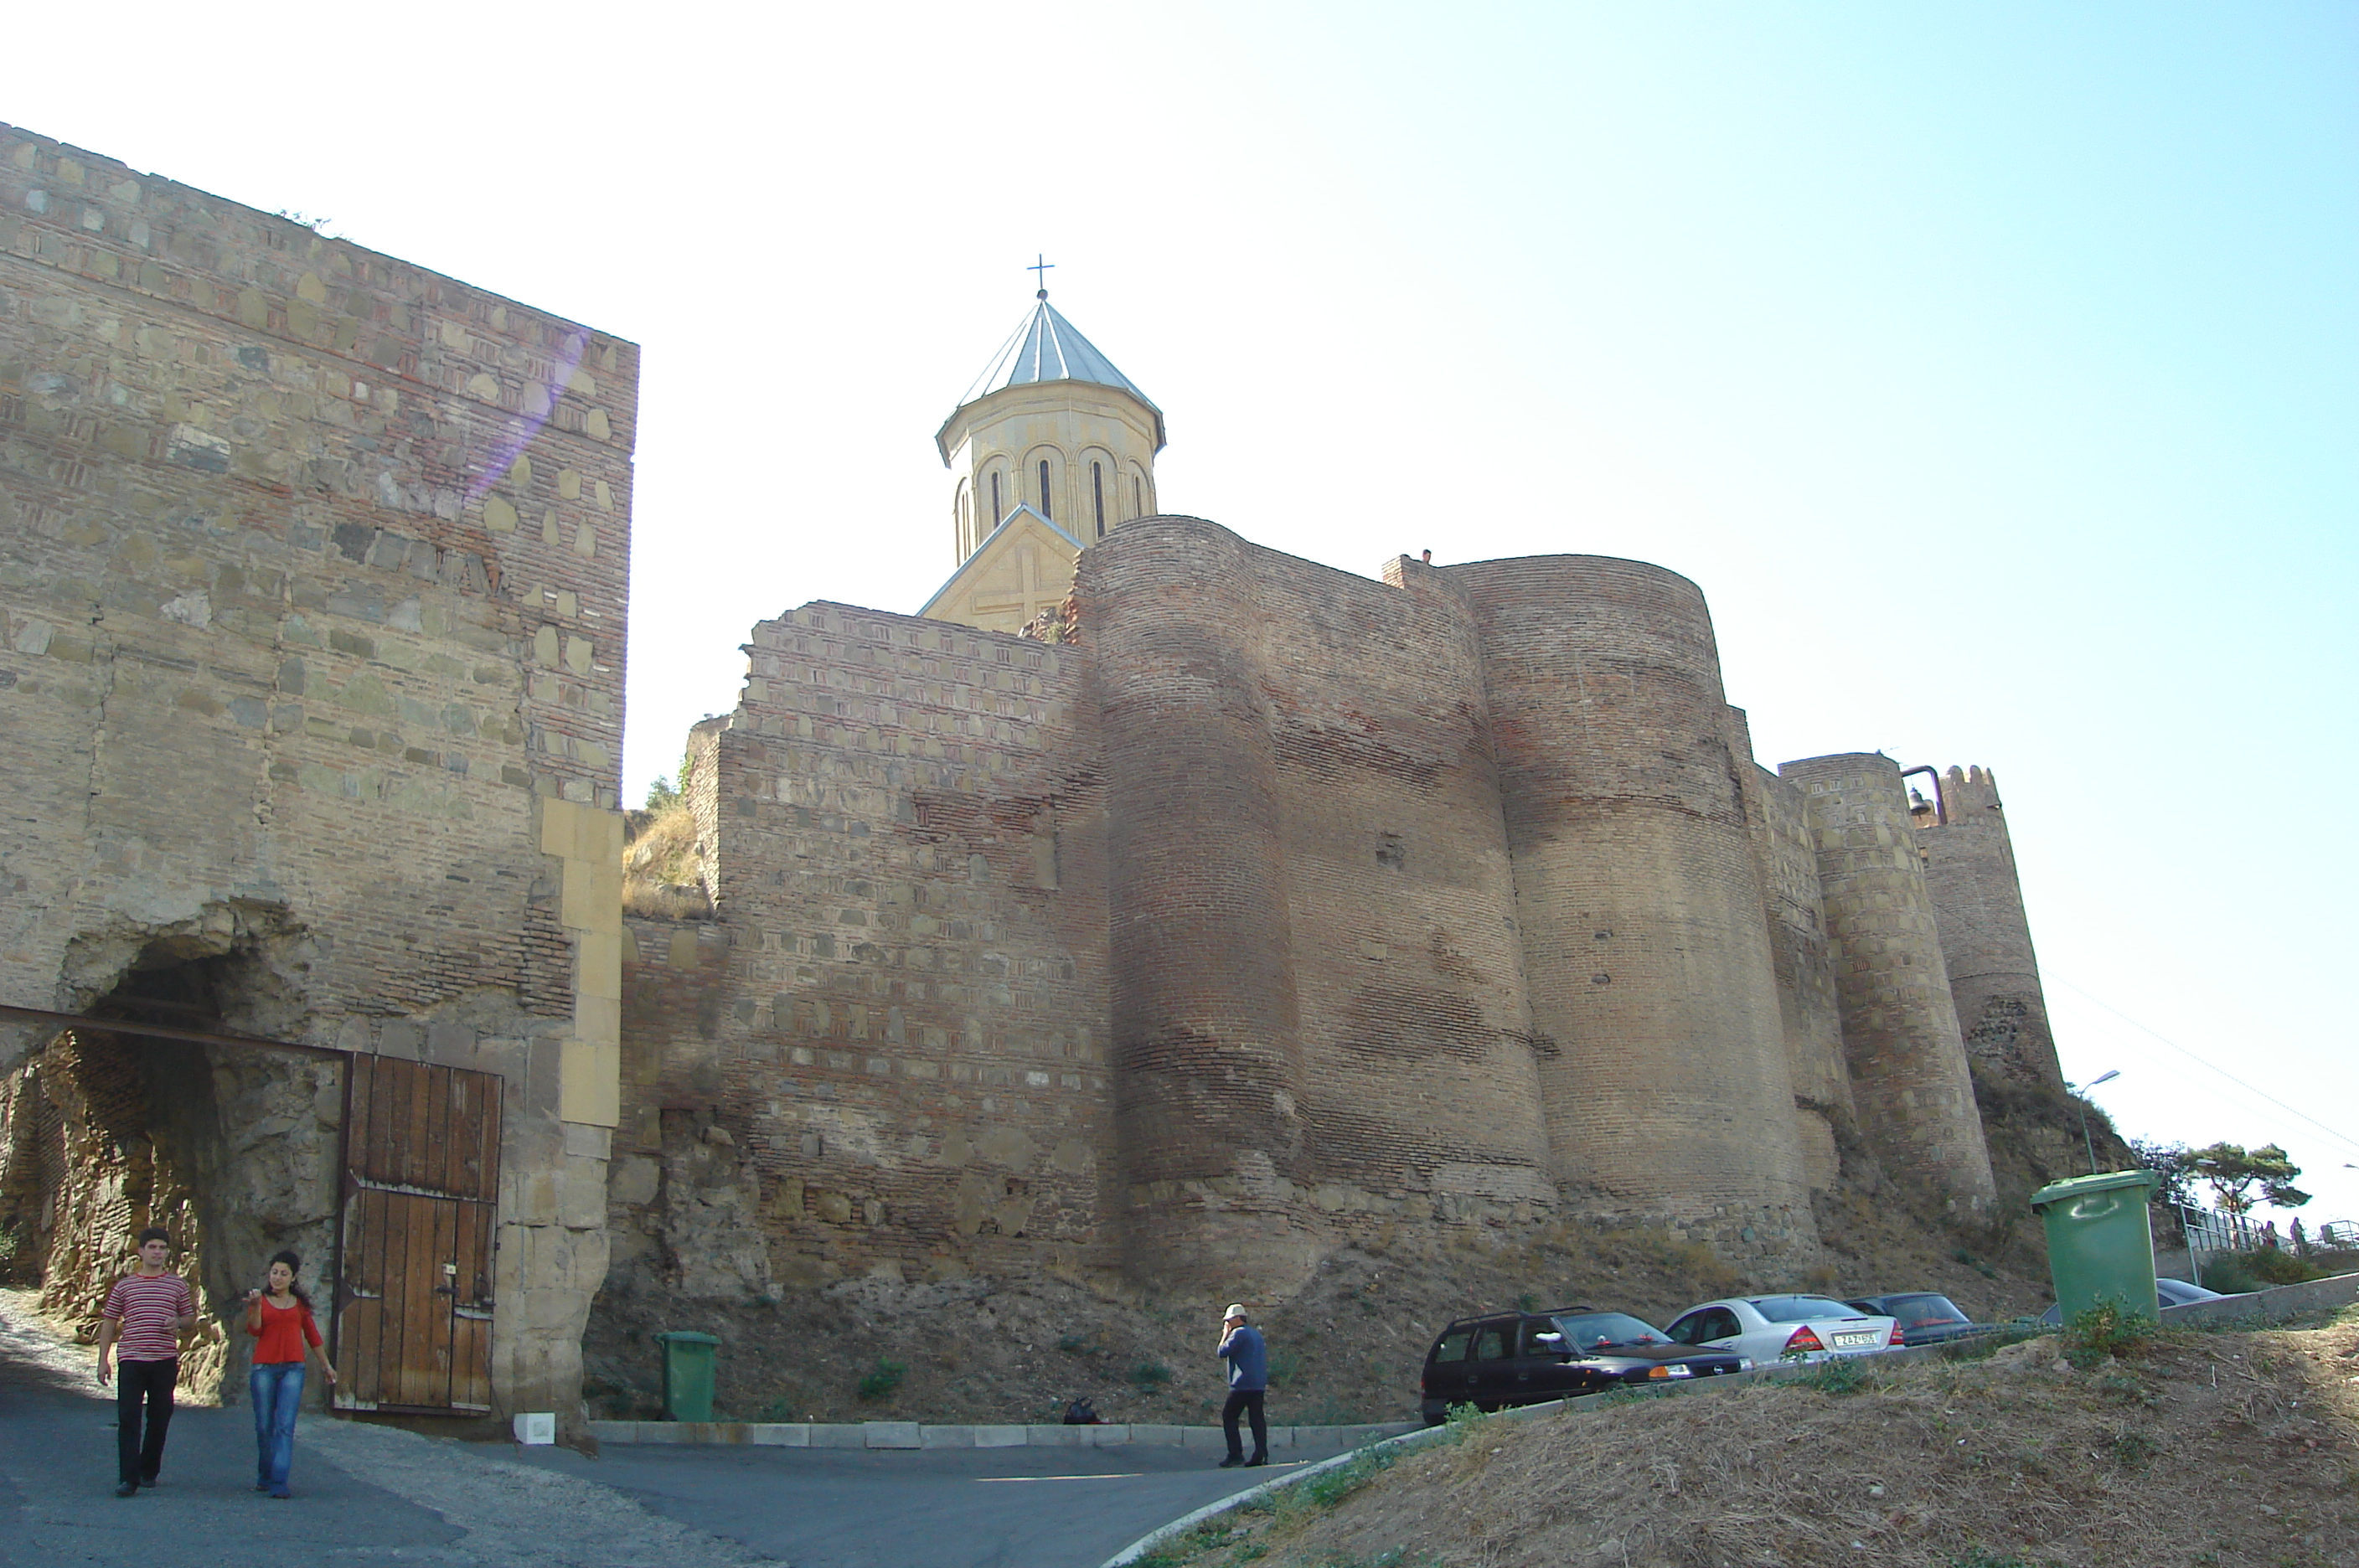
[{"x1": 333, "y1": 1055, "x2": 502, "y2": 1413}]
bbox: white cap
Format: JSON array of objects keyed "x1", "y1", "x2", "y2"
[{"x1": 1222, "y1": 1303, "x2": 1248, "y2": 1321}]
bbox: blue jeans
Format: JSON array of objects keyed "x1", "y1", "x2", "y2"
[{"x1": 250, "y1": 1360, "x2": 305, "y2": 1493}]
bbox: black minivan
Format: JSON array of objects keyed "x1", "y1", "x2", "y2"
[{"x1": 1419, "y1": 1307, "x2": 1751, "y2": 1423}]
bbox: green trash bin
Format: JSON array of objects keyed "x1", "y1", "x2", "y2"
[
  {"x1": 655, "y1": 1331, "x2": 721, "y2": 1422},
  {"x1": 2030, "y1": 1169, "x2": 2164, "y2": 1328}
]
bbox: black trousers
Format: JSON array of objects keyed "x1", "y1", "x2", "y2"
[
  {"x1": 1221, "y1": 1388, "x2": 1267, "y2": 1460},
  {"x1": 116, "y1": 1357, "x2": 178, "y2": 1484}
]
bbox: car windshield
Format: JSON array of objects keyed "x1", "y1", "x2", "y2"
[
  {"x1": 1549, "y1": 1313, "x2": 1666, "y2": 1349},
  {"x1": 1880, "y1": 1294, "x2": 1967, "y2": 1327},
  {"x1": 1750, "y1": 1296, "x2": 1856, "y2": 1324}
]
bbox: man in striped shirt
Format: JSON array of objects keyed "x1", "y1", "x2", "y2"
[{"x1": 96, "y1": 1226, "x2": 199, "y2": 1497}]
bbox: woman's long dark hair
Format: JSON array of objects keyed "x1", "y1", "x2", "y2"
[{"x1": 268, "y1": 1249, "x2": 312, "y2": 1309}]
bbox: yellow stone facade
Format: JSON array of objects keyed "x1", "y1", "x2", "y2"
[{"x1": 919, "y1": 504, "x2": 1089, "y2": 636}]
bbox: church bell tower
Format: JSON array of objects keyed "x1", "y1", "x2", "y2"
[{"x1": 919, "y1": 284, "x2": 1165, "y2": 634}]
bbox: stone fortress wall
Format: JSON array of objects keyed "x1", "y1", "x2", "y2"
[
  {"x1": 1778, "y1": 755, "x2": 1998, "y2": 1210},
  {"x1": 0, "y1": 119, "x2": 2077, "y2": 1410},
  {"x1": 611, "y1": 517, "x2": 2062, "y2": 1304},
  {"x1": 1914, "y1": 765, "x2": 2064, "y2": 1094},
  {"x1": 1738, "y1": 745, "x2": 1856, "y2": 1194},
  {"x1": 0, "y1": 123, "x2": 634, "y2": 1417}
]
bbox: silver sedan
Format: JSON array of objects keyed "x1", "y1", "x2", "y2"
[{"x1": 1664, "y1": 1295, "x2": 1901, "y2": 1364}]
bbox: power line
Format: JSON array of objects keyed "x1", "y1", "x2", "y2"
[
  {"x1": 1902, "y1": 895, "x2": 2359, "y2": 1161},
  {"x1": 2046, "y1": 975, "x2": 2359, "y2": 1160}
]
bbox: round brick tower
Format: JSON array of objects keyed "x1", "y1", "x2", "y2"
[
  {"x1": 1448, "y1": 555, "x2": 1814, "y2": 1261},
  {"x1": 1084, "y1": 518, "x2": 1321, "y2": 1289},
  {"x1": 1781, "y1": 753, "x2": 1997, "y2": 1210},
  {"x1": 1916, "y1": 765, "x2": 2065, "y2": 1092}
]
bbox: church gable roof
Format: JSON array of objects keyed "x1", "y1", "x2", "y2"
[
  {"x1": 917, "y1": 503, "x2": 1085, "y2": 622},
  {"x1": 956, "y1": 298, "x2": 1162, "y2": 418}
]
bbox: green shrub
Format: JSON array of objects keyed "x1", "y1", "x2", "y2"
[
  {"x1": 1130, "y1": 1360, "x2": 1174, "y2": 1390},
  {"x1": 2198, "y1": 1256, "x2": 2263, "y2": 1294},
  {"x1": 854, "y1": 1358, "x2": 906, "y2": 1402},
  {"x1": 1949, "y1": 1550, "x2": 2031, "y2": 1568},
  {"x1": 1799, "y1": 1355, "x2": 1870, "y2": 1396},
  {"x1": 2060, "y1": 1299, "x2": 2150, "y2": 1369},
  {"x1": 1056, "y1": 1333, "x2": 1092, "y2": 1354},
  {"x1": 1265, "y1": 1349, "x2": 1302, "y2": 1387},
  {"x1": 1295, "y1": 1444, "x2": 1396, "y2": 1509},
  {"x1": 2243, "y1": 1245, "x2": 2323, "y2": 1287}
]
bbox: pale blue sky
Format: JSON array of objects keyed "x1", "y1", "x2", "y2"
[{"x1": 10, "y1": 3, "x2": 2356, "y2": 1222}]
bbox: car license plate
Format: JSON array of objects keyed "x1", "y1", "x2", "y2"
[{"x1": 1831, "y1": 1332, "x2": 1880, "y2": 1348}]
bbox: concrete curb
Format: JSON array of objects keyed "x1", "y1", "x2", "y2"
[
  {"x1": 2159, "y1": 1269, "x2": 2359, "y2": 1328},
  {"x1": 586, "y1": 1417, "x2": 1417, "y2": 1451}
]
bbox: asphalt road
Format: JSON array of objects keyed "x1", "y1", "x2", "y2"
[
  {"x1": 0, "y1": 1292, "x2": 1320, "y2": 1568},
  {"x1": 507, "y1": 1438, "x2": 1327, "y2": 1568}
]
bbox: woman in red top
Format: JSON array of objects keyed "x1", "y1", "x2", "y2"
[{"x1": 243, "y1": 1251, "x2": 338, "y2": 1498}]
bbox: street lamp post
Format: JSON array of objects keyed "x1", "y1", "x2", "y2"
[{"x1": 2070, "y1": 1070, "x2": 2121, "y2": 1173}]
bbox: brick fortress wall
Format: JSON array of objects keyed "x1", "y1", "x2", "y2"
[
  {"x1": 0, "y1": 123, "x2": 633, "y2": 1416},
  {"x1": 612, "y1": 602, "x2": 1118, "y2": 1291},
  {"x1": 1915, "y1": 766, "x2": 2064, "y2": 1092},
  {"x1": 1781, "y1": 754, "x2": 1997, "y2": 1210},
  {"x1": 1090, "y1": 525, "x2": 1557, "y2": 1291},
  {"x1": 1737, "y1": 745, "x2": 1856, "y2": 1194},
  {"x1": 1443, "y1": 555, "x2": 1817, "y2": 1264},
  {"x1": 612, "y1": 522, "x2": 2076, "y2": 1302}
]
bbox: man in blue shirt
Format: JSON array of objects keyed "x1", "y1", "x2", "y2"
[{"x1": 1216, "y1": 1304, "x2": 1269, "y2": 1467}]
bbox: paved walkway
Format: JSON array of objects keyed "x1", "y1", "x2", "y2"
[
  {"x1": 0, "y1": 1292, "x2": 1319, "y2": 1567},
  {"x1": 0, "y1": 1291, "x2": 768, "y2": 1568}
]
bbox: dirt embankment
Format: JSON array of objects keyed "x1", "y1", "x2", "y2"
[
  {"x1": 1145, "y1": 1309, "x2": 2359, "y2": 1568},
  {"x1": 584, "y1": 1212, "x2": 2057, "y2": 1427}
]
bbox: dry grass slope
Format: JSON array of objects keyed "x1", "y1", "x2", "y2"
[
  {"x1": 1144, "y1": 1309, "x2": 2359, "y2": 1568},
  {"x1": 582, "y1": 1220, "x2": 2057, "y2": 1428},
  {"x1": 622, "y1": 802, "x2": 711, "y2": 920}
]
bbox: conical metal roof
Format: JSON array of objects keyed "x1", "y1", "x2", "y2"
[{"x1": 955, "y1": 296, "x2": 1163, "y2": 426}]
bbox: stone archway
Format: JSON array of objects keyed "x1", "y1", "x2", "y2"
[{"x1": 0, "y1": 911, "x2": 343, "y2": 1406}]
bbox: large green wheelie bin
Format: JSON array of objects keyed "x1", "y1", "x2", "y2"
[
  {"x1": 2029, "y1": 1168, "x2": 2164, "y2": 1327},
  {"x1": 655, "y1": 1330, "x2": 721, "y2": 1422}
]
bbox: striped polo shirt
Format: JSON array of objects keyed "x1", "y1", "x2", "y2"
[{"x1": 101, "y1": 1271, "x2": 194, "y2": 1361}]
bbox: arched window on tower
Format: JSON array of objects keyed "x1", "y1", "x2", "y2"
[
  {"x1": 1133, "y1": 475, "x2": 1143, "y2": 518},
  {"x1": 1092, "y1": 462, "x2": 1105, "y2": 538},
  {"x1": 1038, "y1": 459, "x2": 1052, "y2": 520},
  {"x1": 989, "y1": 471, "x2": 1001, "y2": 529}
]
